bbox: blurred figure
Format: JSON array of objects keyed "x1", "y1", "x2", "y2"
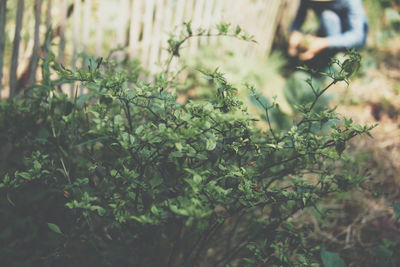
[
  {"x1": 279, "y1": 0, "x2": 368, "y2": 130},
  {"x1": 288, "y1": 0, "x2": 368, "y2": 61}
]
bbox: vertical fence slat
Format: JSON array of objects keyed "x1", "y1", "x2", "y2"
[
  {"x1": 58, "y1": 0, "x2": 67, "y2": 64},
  {"x1": 192, "y1": 0, "x2": 205, "y2": 29},
  {"x1": 148, "y1": 0, "x2": 164, "y2": 72},
  {"x1": 260, "y1": 0, "x2": 274, "y2": 55},
  {"x1": 202, "y1": 0, "x2": 213, "y2": 29},
  {"x1": 95, "y1": 0, "x2": 103, "y2": 57},
  {"x1": 217, "y1": 1, "x2": 241, "y2": 52},
  {"x1": 46, "y1": 0, "x2": 51, "y2": 31},
  {"x1": 82, "y1": 0, "x2": 92, "y2": 52},
  {"x1": 273, "y1": 0, "x2": 296, "y2": 53},
  {"x1": 116, "y1": 0, "x2": 130, "y2": 61},
  {"x1": 189, "y1": 0, "x2": 205, "y2": 52},
  {"x1": 183, "y1": 0, "x2": 195, "y2": 23},
  {"x1": 199, "y1": 0, "x2": 213, "y2": 45},
  {"x1": 28, "y1": 0, "x2": 42, "y2": 86},
  {"x1": 129, "y1": 0, "x2": 143, "y2": 59},
  {"x1": 0, "y1": 0, "x2": 7, "y2": 98},
  {"x1": 160, "y1": 0, "x2": 173, "y2": 63},
  {"x1": 210, "y1": 0, "x2": 223, "y2": 43},
  {"x1": 10, "y1": 0, "x2": 24, "y2": 97},
  {"x1": 117, "y1": 0, "x2": 129, "y2": 45},
  {"x1": 141, "y1": 0, "x2": 155, "y2": 67},
  {"x1": 44, "y1": 0, "x2": 52, "y2": 61},
  {"x1": 71, "y1": 0, "x2": 81, "y2": 95},
  {"x1": 72, "y1": 0, "x2": 82, "y2": 67},
  {"x1": 181, "y1": 0, "x2": 194, "y2": 57},
  {"x1": 245, "y1": 0, "x2": 264, "y2": 58},
  {"x1": 173, "y1": 0, "x2": 185, "y2": 28},
  {"x1": 264, "y1": 0, "x2": 282, "y2": 56}
]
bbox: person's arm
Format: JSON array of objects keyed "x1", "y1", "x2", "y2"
[{"x1": 326, "y1": 0, "x2": 367, "y2": 49}]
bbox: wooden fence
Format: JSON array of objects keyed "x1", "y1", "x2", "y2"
[{"x1": 0, "y1": 0, "x2": 293, "y2": 98}]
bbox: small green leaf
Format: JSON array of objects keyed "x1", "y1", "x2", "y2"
[
  {"x1": 150, "y1": 176, "x2": 163, "y2": 188},
  {"x1": 206, "y1": 138, "x2": 216, "y2": 151},
  {"x1": 234, "y1": 25, "x2": 242, "y2": 35},
  {"x1": 185, "y1": 21, "x2": 192, "y2": 36},
  {"x1": 92, "y1": 206, "x2": 106, "y2": 216},
  {"x1": 47, "y1": 223, "x2": 63, "y2": 235},
  {"x1": 175, "y1": 142, "x2": 183, "y2": 151},
  {"x1": 321, "y1": 248, "x2": 346, "y2": 267},
  {"x1": 4, "y1": 174, "x2": 10, "y2": 183},
  {"x1": 393, "y1": 202, "x2": 400, "y2": 218},
  {"x1": 16, "y1": 172, "x2": 30, "y2": 179},
  {"x1": 335, "y1": 139, "x2": 346, "y2": 156},
  {"x1": 193, "y1": 174, "x2": 202, "y2": 184},
  {"x1": 33, "y1": 160, "x2": 42, "y2": 171}
]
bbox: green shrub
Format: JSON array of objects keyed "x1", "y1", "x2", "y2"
[{"x1": 0, "y1": 24, "x2": 372, "y2": 266}]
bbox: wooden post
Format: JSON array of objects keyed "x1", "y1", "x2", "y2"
[
  {"x1": 28, "y1": 0, "x2": 43, "y2": 86},
  {"x1": 10, "y1": 0, "x2": 24, "y2": 98},
  {"x1": 0, "y1": 0, "x2": 7, "y2": 98}
]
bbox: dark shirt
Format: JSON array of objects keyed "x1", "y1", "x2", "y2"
[{"x1": 291, "y1": 0, "x2": 368, "y2": 49}]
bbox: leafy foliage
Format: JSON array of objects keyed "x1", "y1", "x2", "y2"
[{"x1": 0, "y1": 24, "x2": 373, "y2": 266}]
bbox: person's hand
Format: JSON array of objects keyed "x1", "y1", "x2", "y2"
[
  {"x1": 298, "y1": 36, "x2": 329, "y2": 61},
  {"x1": 288, "y1": 31, "x2": 303, "y2": 57}
]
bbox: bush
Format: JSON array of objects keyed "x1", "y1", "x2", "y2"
[{"x1": 0, "y1": 25, "x2": 372, "y2": 266}]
